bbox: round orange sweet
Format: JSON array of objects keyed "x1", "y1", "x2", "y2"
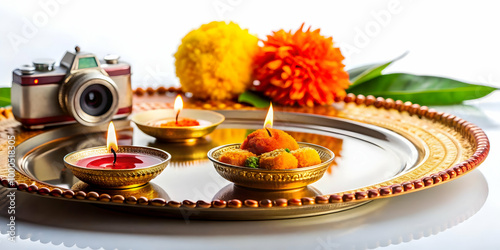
[
  {"x1": 292, "y1": 147, "x2": 321, "y2": 168},
  {"x1": 241, "y1": 128, "x2": 299, "y2": 155}
]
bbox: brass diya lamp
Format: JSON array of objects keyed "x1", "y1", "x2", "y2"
[
  {"x1": 63, "y1": 122, "x2": 171, "y2": 189},
  {"x1": 132, "y1": 95, "x2": 225, "y2": 141}
]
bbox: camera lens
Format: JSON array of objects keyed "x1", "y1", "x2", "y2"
[
  {"x1": 80, "y1": 84, "x2": 112, "y2": 116},
  {"x1": 59, "y1": 70, "x2": 119, "y2": 126}
]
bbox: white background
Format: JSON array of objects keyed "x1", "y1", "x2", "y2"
[
  {"x1": 1, "y1": 1, "x2": 500, "y2": 250},
  {"x1": 1, "y1": 0, "x2": 500, "y2": 90}
]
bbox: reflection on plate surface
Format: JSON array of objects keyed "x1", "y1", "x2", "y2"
[
  {"x1": 214, "y1": 184, "x2": 323, "y2": 201},
  {"x1": 0, "y1": 169, "x2": 488, "y2": 249},
  {"x1": 72, "y1": 181, "x2": 170, "y2": 201}
]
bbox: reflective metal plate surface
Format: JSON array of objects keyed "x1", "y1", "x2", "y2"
[{"x1": 12, "y1": 110, "x2": 422, "y2": 219}]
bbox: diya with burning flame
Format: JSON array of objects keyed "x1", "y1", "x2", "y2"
[
  {"x1": 240, "y1": 104, "x2": 300, "y2": 155},
  {"x1": 131, "y1": 95, "x2": 225, "y2": 141},
  {"x1": 147, "y1": 95, "x2": 201, "y2": 127},
  {"x1": 74, "y1": 122, "x2": 163, "y2": 169},
  {"x1": 63, "y1": 122, "x2": 171, "y2": 188}
]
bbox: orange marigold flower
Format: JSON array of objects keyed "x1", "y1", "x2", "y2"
[{"x1": 254, "y1": 24, "x2": 350, "y2": 106}]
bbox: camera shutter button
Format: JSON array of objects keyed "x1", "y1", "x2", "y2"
[
  {"x1": 19, "y1": 65, "x2": 36, "y2": 75},
  {"x1": 104, "y1": 54, "x2": 120, "y2": 64},
  {"x1": 33, "y1": 58, "x2": 55, "y2": 72}
]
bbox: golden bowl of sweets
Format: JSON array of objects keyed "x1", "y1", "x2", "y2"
[{"x1": 207, "y1": 128, "x2": 335, "y2": 190}]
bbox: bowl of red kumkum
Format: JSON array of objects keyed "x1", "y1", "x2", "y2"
[{"x1": 131, "y1": 109, "x2": 225, "y2": 141}]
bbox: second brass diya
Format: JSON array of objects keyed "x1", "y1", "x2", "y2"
[
  {"x1": 208, "y1": 142, "x2": 335, "y2": 190},
  {"x1": 64, "y1": 146, "x2": 171, "y2": 189},
  {"x1": 132, "y1": 109, "x2": 225, "y2": 141}
]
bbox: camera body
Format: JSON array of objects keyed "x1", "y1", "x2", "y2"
[{"x1": 12, "y1": 47, "x2": 132, "y2": 129}]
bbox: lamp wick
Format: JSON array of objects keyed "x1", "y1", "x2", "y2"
[
  {"x1": 265, "y1": 128, "x2": 272, "y2": 137},
  {"x1": 111, "y1": 148, "x2": 117, "y2": 165},
  {"x1": 175, "y1": 110, "x2": 180, "y2": 125}
]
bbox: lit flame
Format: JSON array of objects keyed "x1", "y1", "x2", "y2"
[
  {"x1": 174, "y1": 94, "x2": 183, "y2": 114},
  {"x1": 107, "y1": 121, "x2": 118, "y2": 152},
  {"x1": 264, "y1": 103, "x2": 273, "y2": 129}
]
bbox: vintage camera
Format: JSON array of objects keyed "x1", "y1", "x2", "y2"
[{"x1": 12, "y1": 46, "x2": 132, "y2": 129}]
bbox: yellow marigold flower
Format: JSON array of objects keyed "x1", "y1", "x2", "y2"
[{"x1": 174, "y1": 21, "x2": 258, "y2": 100}]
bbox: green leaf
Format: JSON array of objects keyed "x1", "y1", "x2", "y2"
[
  {"x1": 348, "y1": 52, "x2": 408, "y2": 88},
  {"x1": 238, "y1": 91, "x2": 270, "y2": 108},
  {"x1": 244, "y1": 156, "x2": 259, "y2": 168},
  {"x1": 245, "y1": 129, "x2": 256, "y2": 137},
  {"x1": 0, "y1": 87, "x2": 11, "y2": 107},
  {"x1": 348, "y1": 73, "x2": 498, "y2": 105}
]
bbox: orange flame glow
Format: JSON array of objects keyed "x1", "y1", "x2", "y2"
[
  {"x1": 264, "y1": 103, "x2": 273, "y2": 129},
  {"x1": 174, "y1": 94, "x2": 183, "y2": 114},
  {"x1": 107, "y1": 121, "x2": 118, "y2": 152}
]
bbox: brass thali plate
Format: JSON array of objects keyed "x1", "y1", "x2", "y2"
[{"x1": 0, "y1": 96, "x2": 489, "y2": 220}]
